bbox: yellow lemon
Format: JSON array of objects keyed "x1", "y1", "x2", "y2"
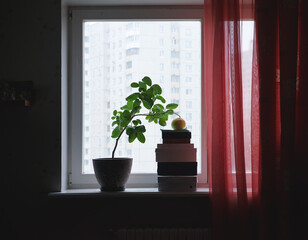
[{"x1": 171, "y1": 117, "x2": 186, "y2": 130}]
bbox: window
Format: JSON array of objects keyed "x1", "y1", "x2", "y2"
[
  {"x1": 171, "y1": 75, "x2": 180, "y2": 82},
  {"x1": 68, "y1": 7, "x2": 204, "y2": 188},
  {"x1": 186, "y1": 101, "x2": 192, "y2": 108},
  {"x1": 185, "y1": 65, "x2": 192, "y2": 72},
  {"x1": 171, "y1": 50, "x2": 180, "y2": 58},
  {"x1": 185, "y1": 52, "x2": 192, "y2": 60},
  {"x1": 185, "y1": 40, "x2": 192, "y2": 48},
  {"x1": 126, "y1": 61, "x2": 132, "y2": 69},
  {"x1": 185, "y1": 77, "x2": 192, "y2": 82},
  {"x1": 126, "y1": 48, "x2": 139, "y2": 56},
  {"x1": 171, "y1": 87, "x2": 180, "y2": 94}
]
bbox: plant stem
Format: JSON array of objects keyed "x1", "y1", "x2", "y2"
[
  {"x1": 112, "y1": 125, "x2": 128, "y2": 158},
  {"x1": 111, "y1": 111, "x2": 174, "y2": 158},
  {"x1": 111, "y1": 114, "x2": 137, "y2": 158}
]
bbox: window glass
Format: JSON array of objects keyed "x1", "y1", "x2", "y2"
[{"x1": 82, "y1": 21, "x2": 201, "y2": 174}]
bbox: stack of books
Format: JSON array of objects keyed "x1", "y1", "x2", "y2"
[{"x1": 156, "y1": 130, "x2": 197, "y2": 192}]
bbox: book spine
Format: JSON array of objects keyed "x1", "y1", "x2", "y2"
[
  {"x1": 163, "y1": 139, "x2": 191, "y2": 144},
  {"x1": 157, "y1": 162, "x2": 197, "y2": 176},
  {"x1": 156, "y1": 149, "x2": 196, "y2": 162}
]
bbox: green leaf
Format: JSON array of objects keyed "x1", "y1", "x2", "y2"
[
  {"x1": 166, "y1": 109, "x2": 174, "y2": 115},
  {"x1": 142, "y1": 76, "x2": 152, "y2": 86},
  {"x1": 126, "y1": 127, "x2": 133, "y2": 136},
  {"x1": 113, "y1": 110, "x2": 117, "y2": 116},
  {"x1": 154, "y1": 118, "x2": 158, "y2": 124},
  {"x1": 131, "y1": 82, "x2": 139, "y2": 88},
  {"x1": 131, "y1": 106, "x2": 142, "y2": 115},
  {"x1": 111, "y1": 116, "x2": 116, "y2": 120},
  {"x1": 137, "y1": 132, "x2": 145, "y2": 143},
  {"x1": 166, "y1": 103, "x2": 178, "y2": 110},
  {"x1": 146, "y1": 87, "x2": 154, "y2": 97},
  {"x1": 126, "y1": 92, "x2": 139, "y2": 101},
  {"x1": 132, "y1": 120, "x2": 139, "y2": 126},
  {"x1": 156, "y1": 96, "x2": 166, "y2": 103},
  {"x1": 133, "y1": 99, "x2": 141, "y2": 108},
  {"x1": 111, "y1": 127, "x2": 121, "y2": 138},
  {"x1": 136, "y1": 119, "x2": 142, "y2": 124},
  {"x1": 142, "y1": 99, "x2": 153, "y2": 109},
  {"x1": 161, "y1": 113, "x2": 169, "y2": 121},
  {"x1": 120, "y1": 119, "x2": 130, "y2": 128},
  {"x1": 120, "y1": 105, "x2": 129, "y2": 110},
  {"x1": 128, "y1": 131, "x2": 137, "y2": 143},
  {"x1": 152, "y1": 84, "x2": 162, "y2": 95},
  {"x1": 122, "y1": 110, "x2": 131, "y2": 121},
  {"x1": 127, "y1": 100, "x2": 133, "y2": 110},
  {"x1": 148, "y1": 115, "x2": 155, "y2": 123},
  {"x1": 112, "y1": 121, "x2": 118, "y2": 127},
  {"x1": 159, "y1": 118, "x2": 167, "y2": 126},
  {"x1": 138, "y1": 81, "x2": 147, "y2": 91},
  {"x1": 135, "y1": 125, "x2": 146, "y2": 133},
  {"x1": 154, "y1": 104, "x2": 164, "y2": 111}
]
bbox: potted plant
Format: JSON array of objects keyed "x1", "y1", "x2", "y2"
[{"x1": 93, "y1": 76, "x2": 178, "y2": 191}]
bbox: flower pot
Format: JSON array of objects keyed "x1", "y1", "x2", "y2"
[{"x1": 92, "y1": 158, "x2": 132, "y2": 191}]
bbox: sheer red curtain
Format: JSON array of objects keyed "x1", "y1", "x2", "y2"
[
  {"x1": 204, "y1": 0, "x2": 308, "y2": 239},
  {"x1": 204, "y1": 0, "x2": 258, "y2": 239}
]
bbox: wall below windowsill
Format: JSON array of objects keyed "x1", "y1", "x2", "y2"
[
  {"x1": 48, "y1": 187, "x2": 211, "y2": 229},
  {"x1": 49, "y1": 187, "x2": 209, "y2": 198}
]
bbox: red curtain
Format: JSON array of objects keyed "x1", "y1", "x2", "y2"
[{"x1": 204, "y1": 0, "x2": 308, "y2": 239}]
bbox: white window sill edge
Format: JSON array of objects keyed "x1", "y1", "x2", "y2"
[{"x1": 49, "y1": 187, "x2": 209, "y2": 198}]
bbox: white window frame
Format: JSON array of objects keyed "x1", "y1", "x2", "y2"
[{"x1": 67, "y1": 6, "x2": 207, "y2": 189}]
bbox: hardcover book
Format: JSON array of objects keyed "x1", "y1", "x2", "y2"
[
  {"x1": 161, "y1": 130, "x2": 191, "y2": 139},
  {"x1": 157, "y1": 162, "x2": 197, "y2": 175},
  {"x1": 158, "y1": 176, "x2": 197, "y2": 192}
]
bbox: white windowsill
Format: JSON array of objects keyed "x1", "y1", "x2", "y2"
[{"x1": 49, "y1": 187, "x2": 209, "y2": 198}]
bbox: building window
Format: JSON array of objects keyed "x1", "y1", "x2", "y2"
[
  {"x1": 186, "y1": 113, "x2": 193, "y2": 121},
  {"x1": 68, "y1": 7, "x2": 204, "y2": 188},
  {"x1": 186, "y1": 101, "x2": 192, "y2": 109},
  {"x1": 185, "y1": 77, "x2": 192, "y2": 82},
  {"x1": 159, "y1": 39, "x2": 164, "y2": 46},
  {"x1": 126, "y1": 74, "x2": 132, "y2": 81},
  {"x1": 185, "y1": 52, "x2": 192, "y2": 60},
  {"x1": 186, "y1": 89, "x2": 192, "y2": 95},
  {"x1": 171, "y1": 50, "x2": 180, "y2": 58},
  {"x1": 171, "y1": 87, "x2": 180, "y2": 94},
  {"x1": 160, "y1": 76, "x2": 164, "y2": 83},
  {"x1": 160, "y1": 63, "x2": 164, "y2": 71},
  {"x1": 126, "y1": 48, "x2": 139, "y2": 56},
  {"x1": 126, "y1": 61, "x2": 132, "y2": 69},
  {"x1": 171, "y1": 75, "x2": 180, "y2": 82},
  {"x1": 185, "y1": 65, "x2": 192, "y2": 72}
]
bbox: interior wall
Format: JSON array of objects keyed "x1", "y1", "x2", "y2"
[
  {"x1": 0, "y1": 0, "x2": 61, "y2": 238},
  {"x1": 0, "y1": 1, "x2": 210, "y2": 239}
]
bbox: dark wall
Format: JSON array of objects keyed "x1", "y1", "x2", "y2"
[
  {"x1": 0, "y1": 1, "x2": 210, "y2": 239},
  {"x1": 0, "y1": 0, "x2": 62, "y2": 238}
]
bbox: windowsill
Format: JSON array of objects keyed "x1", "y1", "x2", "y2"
[{"x1": 48, "y1": 187, "x2": 209, "y2": 198}]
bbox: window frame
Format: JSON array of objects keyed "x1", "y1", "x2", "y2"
[{"x1": 67, "y1": 6, "x2": 207, "y2": 189}]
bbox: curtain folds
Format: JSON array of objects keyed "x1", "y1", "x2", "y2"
[
  {"x1": 204, "y1": 0, "x2": 308, "y2": 239},
  {"x1": 204, "y1": 0, "x2": 258, "y2": 239}
]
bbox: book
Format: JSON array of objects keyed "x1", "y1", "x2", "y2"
[
  {"x1": 156, "y1": 145, "x2": 197, "y2": 162},
  {"x1": 161, "y1": 130, "x2": 191, "y2": 139},
  {"x1": 157, "y1": 162, "x2": 197, "y2": 176},
  {"x1": 163, "y1": 138, "x2": 191, "y2": 144},
  {"x1": 158, "y1": 176, "x2": 197, "y2": 192}
]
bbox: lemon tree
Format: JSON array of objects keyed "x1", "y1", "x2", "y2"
[{"x1": 111, "y1": 76, "x2": 178, "y2": 158}]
